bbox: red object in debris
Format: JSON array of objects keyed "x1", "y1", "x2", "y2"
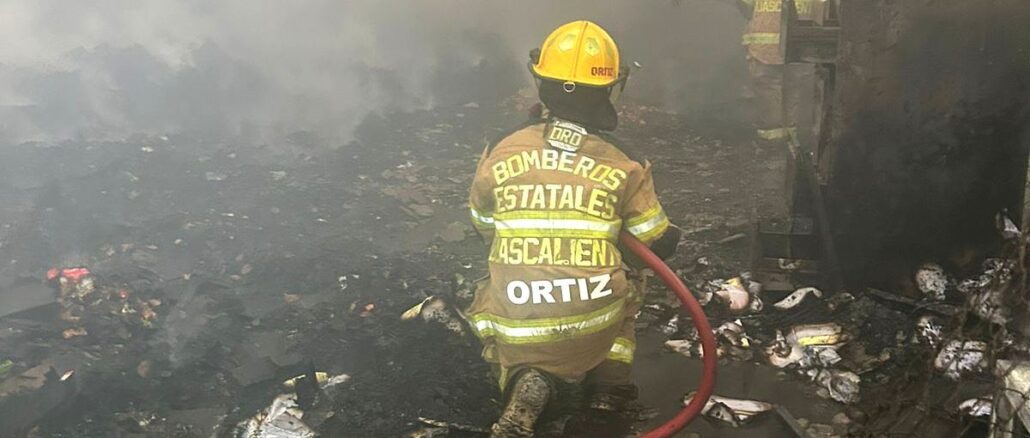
[
  {"x1": 620, "y1": 232, "x2": 717, "y2": 438},
  {"x1": 61, "y1": 268, "x2": 91, "y2": 283},
  {"x1": 46, "y1": 268, "x2": 60, "y2": 281}
]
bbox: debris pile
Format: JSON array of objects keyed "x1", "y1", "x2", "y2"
[
  {"x1": 236, "y1": 371, "x2": 351, "y2": 438},
  {"x1": 47, "y1": 266, "x2": 163, "y2": 340},
  {"x1": 664, "y1": 273, "x2": 867, "y2": 406},
  {"x1": 658, "y1": 212, "x2": 1030, "y2": 436},
  {"x1": 0, "y1": 104, "x2": 507, "y2": 437},
  {"x1": 682, "y1": 393, "x2": 773, "y2": 427},
  {"x1": 4, "y1": 87, "x2": 1028, "y2": 437}
]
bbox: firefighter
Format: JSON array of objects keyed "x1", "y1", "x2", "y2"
[
  {"x1": 466, "y1": 20, "x2": 681, "y2": 437},
  {"x1": 739, "y1": 0, "x2": 814, "y2": 220},
  {"x1": 739, "y1": 0, "x2": 813, "y2": 143}
]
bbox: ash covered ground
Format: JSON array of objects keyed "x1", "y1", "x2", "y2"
[{"x1": 0, "y1": 92, "x2": 985, "y2": 438}]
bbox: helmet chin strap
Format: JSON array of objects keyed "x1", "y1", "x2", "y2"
[
  {"x1": 609, "y1": 61, "x2": 639, "y2": 104},
  {"x1": 608, "y1": 70, "x2": 630, "y2": 104}
]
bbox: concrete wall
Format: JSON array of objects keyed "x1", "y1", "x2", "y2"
[{"x1": 827, "y1": 0, "x2": 1030, "y2": 289}]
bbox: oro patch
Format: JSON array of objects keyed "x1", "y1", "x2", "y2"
[{"x1": 545, "y1": 120, "x2": 587, "y2": 152}]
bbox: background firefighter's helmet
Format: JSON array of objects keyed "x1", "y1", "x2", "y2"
[{"x1": 531, "y1": 20, "x2": 621, "y2": 89}]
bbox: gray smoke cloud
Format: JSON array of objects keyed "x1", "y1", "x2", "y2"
[{"x1": 0, "y1": 0, "x2": 745, "y2": 146}]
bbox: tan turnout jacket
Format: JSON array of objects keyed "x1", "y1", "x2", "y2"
[
  {"x1": 466, "y1": 118, "x2": 670, "y2": 382},
  {"x1": 742, "y1": 0, "x2": 814, "y2": 64}
]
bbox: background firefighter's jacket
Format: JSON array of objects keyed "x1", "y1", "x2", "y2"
[{"x1": 740, "y1": 0, "x2": 815, "y2": 65}]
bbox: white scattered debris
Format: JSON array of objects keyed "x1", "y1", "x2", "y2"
[
  {"x1": 958, "y1": 397, "x2": 993, "y2": 417},
  {"x1": 682, "y1": 393, "x2": 774, "y2": 427},
  {"x1": 806, "y1": 368, "x2": 861, "y2": 404},
  {"x1": 797, "y1": 346, "x2": 842, "y2": 369},
  {"x1": 665, "y1": 338, "x2": 706, "y2": 358},
  {"x1": 713, "y1": 277, "x2": 762, "y2": 313},
  {"x1": 958, "y1": 258, "x2": 1012, "y2": 325},
  {"x1": 914, "y1": 315, "x2": 944, "y2": 348},
  {"x1": 693, "y1": 279, "x2": 716, "y2": 306},
  {"x1": 716, "y1": 319, "x2": 752, "y2": 348},
  {"x1": 666, "y1": 319, "x2": 754, "y2": 360},
  {"x1": 337, "y1": 276, "x2": 348, "y2": 292},
  {"x1": 743, "y1": 273, "x2": 763, "y2": 296},
  {"x1": 239, "y1": 370, "x2": 352, "y2": 437},
  {"x1": 774, "y1": 287, "x2": 823, "y2": 310},
  {"x1": 270, "y1": 171, "x2": 288, "y2": 181},
  {"x1": 766, "y1": 330, "x2": 799, "y2": 368},
  {"x1": 968, "y1": 287, "x2": 1009, "y2": 325},
  {"x1": 661, "y1": 315, "x2": 682, "y2": 336},
  {"x1": 401, "y1": 296, "x2": 465, "y2": 335},
  {"x1": 748, "y1": 296, "x2": 764, "y2": 313},
  {"x1": 704, "y1": 402, "x2": 742, "y2": 427},
  {"x1": 323, "y1": 373, "x2": 351, "y2": 389},
  {"x1": 934, "y1": 340, "x2": 988, "y2": 380},
  {"x1": 766, "y1": 323, "x2": 846, "y2": 368},
  {"x1": 999, "y1": 214, "x2": 1021, "y2": 240},
  {"x1": 236, "y1": 393, "x2": 315, "y2": 438},
  {"x1": 915, "y1": 263, "x2": 948, "y2": 301},
  {"x1": 713, "y1": 278, "x2": 750, "y2": 312},
  {"x1": 282, "y1": 372, "x2": 350, "y2": 390}
]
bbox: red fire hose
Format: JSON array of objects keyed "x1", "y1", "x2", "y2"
[{"x1": 619, "y1": 232, "x2": 718, "y2": 438}]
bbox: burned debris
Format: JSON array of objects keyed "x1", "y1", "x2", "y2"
[
  {"x1": 4, "y1": 101, "x2": 1029, "y2": 436},
  {"x1": 1, "y1": 1, "x2": 1030, "y2": 437},
  {"x1": 0, "y1": 106, "x2": 506, "y2": 437}
]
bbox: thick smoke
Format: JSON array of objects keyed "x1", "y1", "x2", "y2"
[{"x1": 0, "y1": 0, "x2": 745, "y2": 146}]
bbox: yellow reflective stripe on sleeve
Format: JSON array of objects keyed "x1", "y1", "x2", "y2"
[
  {"x1": 756, "y1": 127, "x2": 789, "y2": 140},
  {"x1": 471, "y1": 298, "x2": 625, "y2": 345},
  {"x1": 498, "y1": 366, "x2": 509, "y2": 391},
  {"x1": 756, "y1": 126, "x2": 797, "y2": 141},
  {"x1": 492, "y1": 211, "x2": 622, "y2": 240},
  {"x1": 607, "y1": 337, "x2": 635, "y2": 364},
  {"x1": 469, "y1": 206, "x2": 495, "y2": 229},
  {"x1": 625, "y1": 205, "x2": 670, "y2": 243},
  {"x1": 742, "y1": 32, "x2": 780, "y2": 45}
]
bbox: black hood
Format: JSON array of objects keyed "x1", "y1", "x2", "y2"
[{"x1": 537, "y1": 80, "x2": 618, "y2": 132}]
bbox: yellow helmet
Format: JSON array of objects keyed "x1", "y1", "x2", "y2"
[{"x1": 531, "y1": 20, "x2": 621, "y2": 89}]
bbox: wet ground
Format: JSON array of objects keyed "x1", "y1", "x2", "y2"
[{"x1": 0, "y1": 92, "x2": 974, "y2": 437}]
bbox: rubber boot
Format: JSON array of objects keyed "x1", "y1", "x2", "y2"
[{"x1": 490, "y1": 369, "x2": 552, "y2": 438}]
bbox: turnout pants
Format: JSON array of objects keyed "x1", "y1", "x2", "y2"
[{"x1": 747, "y1": 58, "x2": 811, "y2": 222}]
